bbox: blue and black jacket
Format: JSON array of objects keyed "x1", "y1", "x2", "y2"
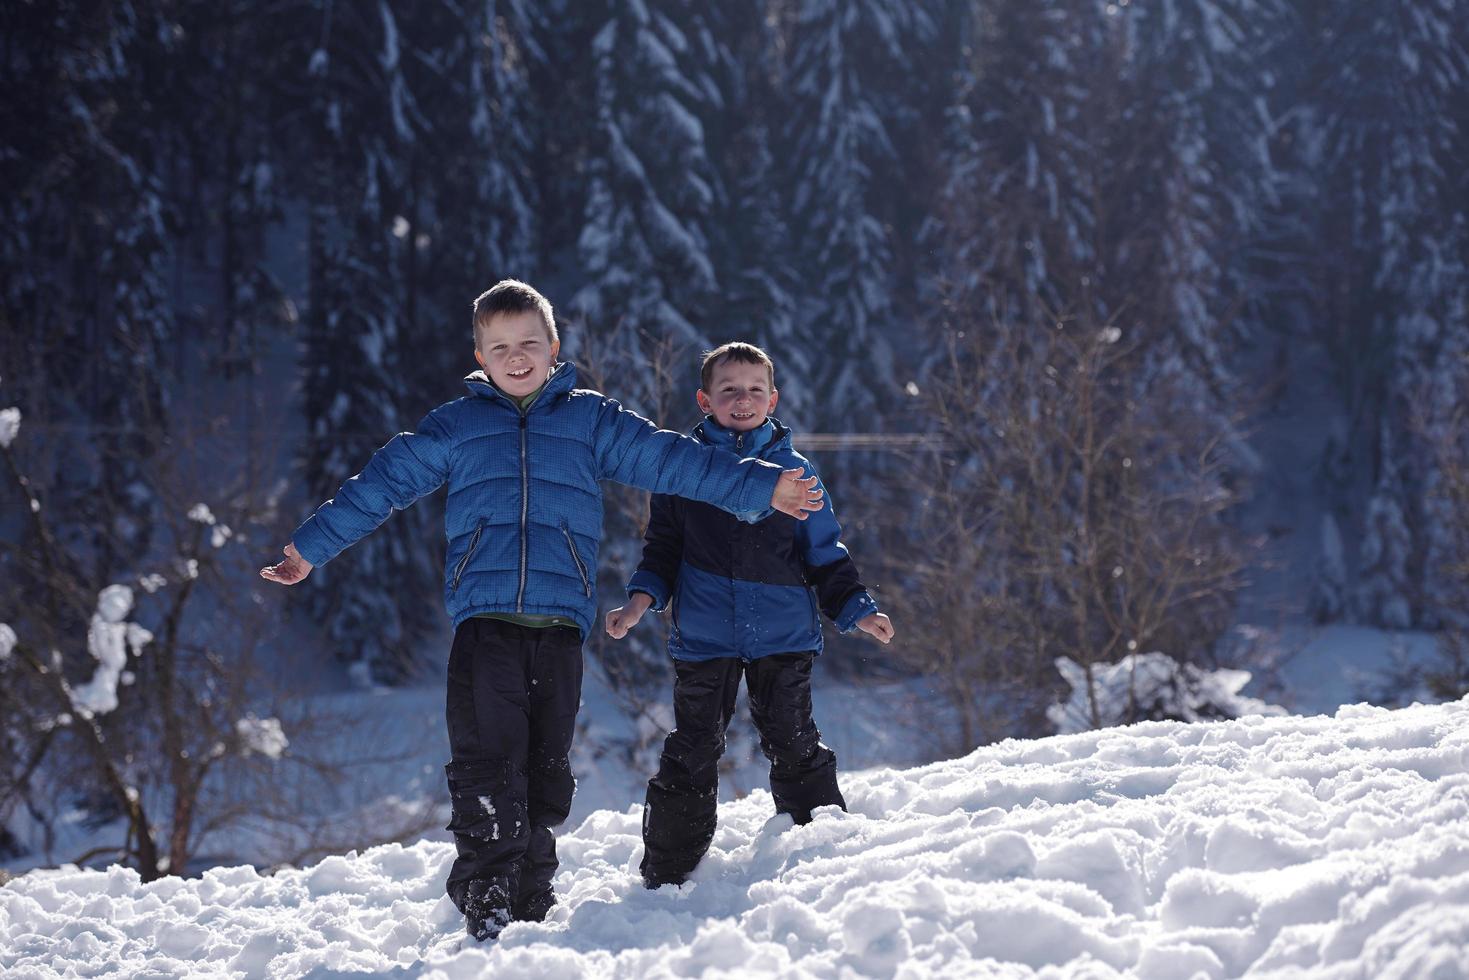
[
  {"x1": 290, "y1": 363, "x2": 785, "y2": 640},
  {"x1": 626, "y1": 417, "x2": 879, "y2": 661}
]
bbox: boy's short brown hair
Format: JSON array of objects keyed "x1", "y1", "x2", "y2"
[
  {"x1": 472, "y1": 280, "x2": 557, "y2": 348},
  {"x1": 700, "y1": 342, "x2": 775, "y2": 391}
]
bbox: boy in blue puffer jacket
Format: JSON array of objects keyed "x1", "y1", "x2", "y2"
[
  {"x1": 604, "y1": 342, "x2": 895, "y2": 889},
  {"x1": 260, "y1": 285, "x2": 826, "y2": 942}
]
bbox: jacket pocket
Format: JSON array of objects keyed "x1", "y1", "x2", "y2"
[
  {"x1": 452, "y1": 522, "x2": 484, "y2": 592},
  {"x1": 560, "y1": 521, "x2": 591, "y2": 597}
]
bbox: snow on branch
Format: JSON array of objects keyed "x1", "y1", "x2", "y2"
[
  {"x1": 0, "y1": 406, "x2": 20, "y2": 448},
  {"x1": 235, "y1": 714, "x2": 289, "y2": 759},
  {"x1": 187, "y1": 502, "x2": 233, "y2": 548},
  {"x1": 70, "y1": 586, "x2": 153, "y2": 716}
]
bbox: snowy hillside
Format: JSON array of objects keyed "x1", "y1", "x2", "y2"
[{"x1": 4, "y1": 698, "x2": 1467, "y2": 978}]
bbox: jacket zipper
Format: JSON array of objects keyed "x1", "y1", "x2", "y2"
[
  {"x1": 560, "y1": 521, "x2": 591, "y2": 597},
  {"x1": 452, "y1": 522, "x2": 484, "y2": 591},
  {"x1": 516, "y1": 412, "x2": 529, "y2": 611}
]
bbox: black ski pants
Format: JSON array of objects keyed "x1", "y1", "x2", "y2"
[
  {"x1": 641, "y1": 652, "x2": 845, "y2": 884},
  {"x1": 443, "y1": 618, "x2": 582, "y2": 916}
]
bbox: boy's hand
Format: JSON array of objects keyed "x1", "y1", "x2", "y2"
[
  {"x1": 605, "y1": 593, "x2": 653, "y2": 639},
  {"x1": 771, "y1": 468, "x2": 825, "y2": 521},
  {"x1": 259, "y1": 542, "x2": 314, "y2": 585},
  {"x1": 856, "y1": 612, "x2": 894, "y2": 644}
]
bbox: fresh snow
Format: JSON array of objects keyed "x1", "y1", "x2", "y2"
[{"x1": 4, "y1": 698, "x2": 1467, "y2": 978}]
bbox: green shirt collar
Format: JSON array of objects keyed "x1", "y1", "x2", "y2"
[{"x1": 518, "y1": 381, "x2": 547, "y2": 411}]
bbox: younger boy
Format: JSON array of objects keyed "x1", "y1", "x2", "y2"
[
  {"x1": 605, "y1": 342, "x2": 894, "y2": 888},
  {"x1": 260, "y1": 285, "x2": 825, "y2": 941}
]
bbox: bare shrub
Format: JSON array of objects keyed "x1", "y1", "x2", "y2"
[
  {"x1": 0, "y1": 405, "x2": 439, "y2": 879},
  {"x1": 888, "y1": 302, "x2": 1255, "y2": 751}
]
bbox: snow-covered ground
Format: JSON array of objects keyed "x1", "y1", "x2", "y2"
[{"x1": 4, "y1": 697, "x2": 1467, "y2": 979}]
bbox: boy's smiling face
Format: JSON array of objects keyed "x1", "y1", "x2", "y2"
[
  {"x1": 697, "y1": 359, "x2": 778, "y2": 432},
  {"x1": 476, "y1": 311, "x2": 558, "y2": 398}
]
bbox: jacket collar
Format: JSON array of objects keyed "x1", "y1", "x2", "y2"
[
  {"x1": 464, "y1": 361, "x2": 578, "y2": 408},
  {"x1": 692, "y1": 417, "x2": 791, "y2": 459}
]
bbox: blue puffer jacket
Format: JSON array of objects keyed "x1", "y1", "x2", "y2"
[
  {"x1": 291, "y1": 364, "x2": 784, "y2": 639},
  {"x1": 626, "y1": 418, "x2": 879, "y2": 661}
]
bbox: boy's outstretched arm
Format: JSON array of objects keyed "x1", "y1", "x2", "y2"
[
  {"x1": 592, "y1": 398, "x2": 822, "y2": 520},
  {"x1": 259, "y1": 408, "x2": 454, "y2": 584}
]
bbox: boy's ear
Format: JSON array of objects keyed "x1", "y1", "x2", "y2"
[
  {"x1": 474, "y1": 348, "x2": 488, "y2": 372},
  {"x1": 696, "y1": 389, "x2": 713, "y2": 415},
  {"x1": 768, "y1": 388, "x2": 779, "y2": 414},
  {"x1": 550, "y1": 339, "x2": 560, "y2": 361}
]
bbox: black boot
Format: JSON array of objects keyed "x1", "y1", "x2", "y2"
[
  {"x1": 511, "y1": 826, "x2": 558, "y2": 922},
  {"x1": 642, "y1": 867, "x2": 688, "y2": 890},
  {"x1": 512, "y1": 887, "x2": 556, "y2": 922},
  {"x1": 463, "y1": 874, "x2": 515, "y2": 943}
]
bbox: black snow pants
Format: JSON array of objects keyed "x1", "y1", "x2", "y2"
[
  {"x1": 641, "y1": 652, "x2": 845, "y2": 885},
  {"x1": 443, "y1": 617, "x2": 582, "y2": 919}
]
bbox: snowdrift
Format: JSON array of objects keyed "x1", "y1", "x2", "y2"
[{"x1": 4, "y1": 698, "x2": 1468, "y2": 978}]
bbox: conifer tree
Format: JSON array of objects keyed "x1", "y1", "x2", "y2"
[
  {"x1": 928, "y1": 0, "x2": 1103, "y2": 323},
  {"x1": 570, "y1": 0, "x2": 725, "y2": 412},
  {"x1": 1298, "y1": 0, "x2": 1469, "y2": 626},
  {"x1": 1110, "y1": 0, "x2": 1285, "y2": 385},
  {"x1": 1, "y1": 2, "x2": 175, "y2": 580},
  {"x1": 780, "y1": 0, "x2": 937, "y2": 433},
  {"x1": 701, "y1": 4, "x2": 809, "y2": 422}
]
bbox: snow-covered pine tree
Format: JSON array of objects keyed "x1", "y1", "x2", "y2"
[
  {"x1": 0, "y1": 2, "x2": 175, "y2": 582},
  {"x1": 927, "y1": 0, "x2": 1103, "y2": 327},
  {"x1": 778, "y1": 0, "x2": 938, "y2": 434},
  {"x1": 401, "y1": 0, "x2": 542, "y2": 400},
  {"x1": 1297, "y1": 1, "x2": 1469, "y2": 627},
  {"x1": 1103, "y1": 0, "x2": 1286, "y2": 394},
  {"x1": 699, "y1": 3, "x2": 810, "y2": 424},
  {"x1": 570, "y1": 0, "x2": 725, "y2": 406}
]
